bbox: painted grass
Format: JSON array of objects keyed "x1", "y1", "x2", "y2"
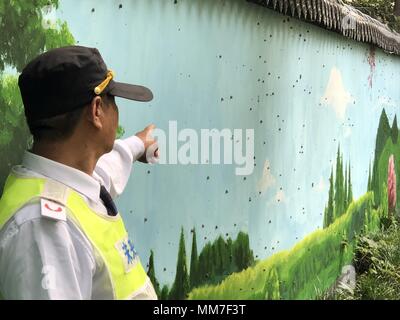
[{"x1": 188, "y1": 192, "x2": 381, "y2": 300}]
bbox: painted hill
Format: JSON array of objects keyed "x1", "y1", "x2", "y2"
[{"x1": 188, "y1": 193, "x2": 380, "y2": 300}]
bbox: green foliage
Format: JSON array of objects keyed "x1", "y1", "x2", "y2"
[
  {"x1": 348, "y1": 165, "x2": 353, "y2": 205},
  {"x1": 44, "y1": 21, "x2": 75, "y2": 51},
  {"x1": 334, "y1": 146, "x2": 345, "y2": 219},
  {"x1": 381, "y1": 183, "x2": 389, "y2": 221},
  {"x1": 147, "y1": 250, "x2": 161, "y2": 298},
  {"x1": 344, "y1": 0, "x2": 400, "y2": 33},
  {"x1": 263, "y1": 268, "x2": 280, "y2": 300},
  {"x1": 0, "y1": 75, "x2": 25, "y2": 146},
  {"x1": 233, "y1": 232, "x2": 254, "y2": 271},
  {"x1": 0, "y1": 1, "x2": 75, "y2": 196},
  {"x1": 372, "y1": 109, "x2": 392, "y2": 206},
  {"x1": 195, "y1": 231, "x2": 254, "y2": 290},
  {"x1": 327, "y1": 219, "x2": 400, "y2": 300},
  {"x1": 150, "y1": 228, "x2": 256, "y2": 299},
  {"x1": 169, "y1": 228, "x2": 190, "y2": 300},
  {"x1": 354, "y1": 233, "x2": 400, "y2": 299},
  {"x1": 368, "y1": 162, "x2": 372, "y2": 192},
  {"x1": 323, "y1": 147, "x2": 353, "y2": 228},
  {"x1": 0, "y1": 0, "x2": 74, "y2": 72},
  {"x1": 324, "y1": 170, "x2": 335, "y2": 228},
  {"x1": 188, "y1": 193, "x2": 380, "y2": 300},
  {"x1": 392, "y1": 115, "x2": 399, "y2": 144},
  {"x1": 0, "y1": 75, "x2": 30, "y2": 195}
]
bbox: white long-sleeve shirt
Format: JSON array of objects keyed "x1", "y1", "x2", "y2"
[{"x1": 0, "y1": 136, "x2": 157, "y2": 300}]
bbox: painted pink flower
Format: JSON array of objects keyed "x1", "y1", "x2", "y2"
[{"x1": 388, "y1": 155, "x2": 396, "y2": 216}]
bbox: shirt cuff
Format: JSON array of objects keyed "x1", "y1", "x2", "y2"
[{"x1": 121, "y1": 135, "x2": 145, "y2": 162}]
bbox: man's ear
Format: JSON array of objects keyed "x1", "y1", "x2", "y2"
[{"x1": 87, "y1": 96, "x2": 103, "y2": 129}]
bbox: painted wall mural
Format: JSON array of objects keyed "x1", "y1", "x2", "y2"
[{"x1": 1, "y1": 0, "x2": 400, "y2": 299}]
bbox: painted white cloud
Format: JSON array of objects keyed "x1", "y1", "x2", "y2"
[
  {"x1": 275, "y1": 190, "x2": 286, "y2": 203},
  {"x1": 257, "y1": 160, "x2": 276, "y2": 194},
  {"x1": 321, "y1": 67, "x2": 354, "y2": 120}
]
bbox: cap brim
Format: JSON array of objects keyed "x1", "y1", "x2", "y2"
[{"x1": 109, "y1": 81, "x2": 153, "y2": 102}]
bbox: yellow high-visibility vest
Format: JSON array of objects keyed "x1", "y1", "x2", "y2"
[{"x1": 0, "y1": 173, "x2": 149, "y2": 300}]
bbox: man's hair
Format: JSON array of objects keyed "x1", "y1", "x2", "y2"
[{"x1": 27, "y1": 94, "x2": 114, "y2": 143}]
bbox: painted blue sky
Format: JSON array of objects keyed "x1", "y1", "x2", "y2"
[{"x1": 56, "y1": 0, "x2": 400, "y2": 286}]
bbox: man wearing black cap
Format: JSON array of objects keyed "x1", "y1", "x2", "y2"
[{"x1": 0, "y1": 46, "x2": 158, "y2": 299}]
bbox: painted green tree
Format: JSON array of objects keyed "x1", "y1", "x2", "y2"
[
  {"x1": 169, "y1": 228, "x2": 190, "y2": 300},
  {"x1": 348, "y1": 165, "x2": 353, "y2": 205},
  {"x1": 233, "y1": 232, "x2": 254, "y2": 271},
  {"x1": 392, "y1": 115, "x2": 398, "y2": 144},
  {"x1": 195, "y1": 231, "x2": 254, "y2": 287},
  {"x1": 368, "y1": 162, "x2": 373, "y2": 192},
  {"x1": 371, "y1": 109, "x2": 391, "y2": 206},
  {"x1": 189, "y1": 228, "x2": 199, "y2": 289},
  {"x1": 334, "y1": 146, "x2": 345, "y2": 219},
  {"x1": 147, "y1": 250, "x2": 161, "y2": 298},
  {"x1": 160, "y1": 285, "x2": 170, "y2": 300},
  {"x1": 324, "y1": 169, "x2": 335, "y2": 228},
  {"x1": 323, "y1": 147, "x2": 353, "y2": 228}
]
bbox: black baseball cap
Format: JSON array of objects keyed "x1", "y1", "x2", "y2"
[{"x1": 18, "y1": 45, "x2": 153, "y2": 122}]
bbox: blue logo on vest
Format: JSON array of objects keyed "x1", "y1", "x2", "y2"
[
  {"x1": 115, "y1": 237, "x2": 139, "y2": 273},
  {"x1": 122, "y1": 239, "x2": 137, "y2": 265}
]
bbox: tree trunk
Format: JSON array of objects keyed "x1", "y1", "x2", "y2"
[{"x1": 395, "y1": 0, "x2": 400, "y2": 16}]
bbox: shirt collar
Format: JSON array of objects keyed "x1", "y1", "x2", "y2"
[{"x1": 21, "y1": 151, "x2": 101, "y2": 203}]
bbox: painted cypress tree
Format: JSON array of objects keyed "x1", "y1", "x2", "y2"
[
  {"x1": 344, "y1": 162, "x2": 348, "y2": 209},
  {"x1": 169, "y1": 228, "x2": 190, "y2": 300},
  {"x1": 339, "y1": 154, "x2": 345, "y2": 216},
  {"x1": 189, "y1": 228, "x2": 199, "y2": 289},
  {"x1": 324, "y1": 169, "x2": 335, "y2": 228},
  {"x1": 160, "y1": 285, "x2": 169, "y2": 300},
  {"x1": 221, "y1": 237, "x2": 231, "y2": 274},
  {"x1": 348, "y1": 164, "x2": 353, "y2": 205},
  {"x1": 210, "y1": 244, "x2": 217, "y2": 279},
  {"x1": 334, "y1": 146, "x2": 346, "y2": 218},
  {"x1": 392, "y1": 115, "x2": 399, "y2": 144},
  {"x1": 368, "y1": 161, "x2": 372, "y2": 192},
  {"x1": 197, "y1": 242, "x2": 212, "y2": 283},
  {"x1": 375, "y1": 109, "x2": 391, "y2": 160},
  {"x1": 147, "y1": 250, "x2": 161, "y2": 298},
  {"x1": 372, "y1": 108, "x2": 391, "y2": 205},
  {"x1": 226, "y1": 237, "x2": 234, "y2": 273},
  {"x1": 334, "y1": 147, "x2": 341, "y2": 219},
  {"x1": 215, "y1": 236, "x2": 225, "y2": 276}
]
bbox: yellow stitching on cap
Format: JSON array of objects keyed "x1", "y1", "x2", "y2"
[{"x1": 94, "y1": 70, "x2": 115, "y2": 95}]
